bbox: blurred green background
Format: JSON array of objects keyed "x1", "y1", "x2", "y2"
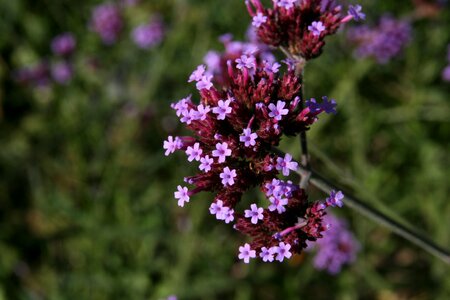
[{"x1": 0, "y1": 0, "x2": 449, "y2": 299}]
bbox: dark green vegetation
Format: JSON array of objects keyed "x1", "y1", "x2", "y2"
[{"x1": 0, "y1": 0, "x2": 449, "y2": 299}]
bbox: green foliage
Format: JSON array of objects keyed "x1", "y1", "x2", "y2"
[{"x1": 0, "y1": 0, "x2": 449, "y2": 299}]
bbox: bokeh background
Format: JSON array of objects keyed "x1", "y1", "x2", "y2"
[{"x1": 0, "y1": 0, "x2": 449, "y2": 299}]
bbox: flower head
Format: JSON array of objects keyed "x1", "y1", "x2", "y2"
[{"x1": 90, "y1": 3, "x2": 123, "y2": 44}]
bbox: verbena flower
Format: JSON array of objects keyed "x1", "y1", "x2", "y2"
[
  {"x1": 308, "y1": 214, "x2": 360, "y2": 274},
  {"x1": 90, "y1": 3, "x2": 123, "y2": 44},
  {"x1": 51, "y1": 61, "x2": 73, "y2": 84},
  {"x1": 51, "y1": 33, "x2": 76, "y2": 56},
  {"x1": 165, "y1": 50, "x2": 343, "y2": 263},
  {"x1": 347, "y1": 15, "x2": 411, "y2": 64},
  {"x1": 245, "y1": 0, "x2": 364, "y2": 60},
  {"x1": 131, "y1": 16, "x2": 164, "y2": 49}
]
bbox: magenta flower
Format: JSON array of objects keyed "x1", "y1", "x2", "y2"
[
  {"x1": 238, "y1": 243, "x2": 256, "y2": 263},
  {"x1": 209, "y1": 200, "x2": 224, "y2": 216},
  {"x1": 326, "y1": 190, "x2": 344, "y2": 207},
  {"x1": 212, "y1": 142, "x2": 232, "y2": 163},
  {"x1": 90, "y1": 3, "x2": 123, "y2": 44},
  {"x1": 274, "y1": 242, "x2": 292, "y2": 262},
  {"x1": 268, "y1": 196, "x2": 288, "y2": 214},
  {"x1": 163, "y1": 136, "x2": 182, "y2": 156},
  {"x1": 268, "y1": 100, "x2": 289, "y2": 121},
  {"x1": 220, "y1": 167, "x2": 237, "y2": 186},
  {"x1": 195, "y1": 104, "x2": 211, "y2": 120},
  {"x1": 222, "y1": 207, "x2": 235, "y2": 223},
  {"x1": 51, "y1": 33, "x2": 76, "y2": 56},
  {"x1": 212, "y1": 99, "x2": 233, "y2": 120},
  {"x1": 199, "y1": 155, "x2": 214, "y2": 172},
  {"x1": 189, "y1": 65, "x2": 206, "y2": 82},
  {"x1": 252, "y1": 12, "x2": 267, "y2": 28},
  {"x1": 244, "y1": 204, "x2": 264, "y2": 224},
  {"x1": 196, "y1": 75, "x2": 214, "y2": 90},
  {"x1": 185, "y1": 143, "x2": 203, "y2": 162},
  {"x1": 308, "y1": 21, "x2": 326, "y2": 36},
  {"x1": 259, "y1": 246, "x2": 275, "y2": 262},
  {"x1": 174, "y1": 185, "x2": 190, "y2": 207},
  {"x1": 240, "y1": 128, "x2": 258, "y2": 147},
  {"x1": 276, "y1": 153, "x2": 298, "y2": 176},
  {"x1": 236, "y1": 54, "x2": 256, "y2": 70}
]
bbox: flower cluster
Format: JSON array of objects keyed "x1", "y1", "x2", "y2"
[
  {"x1": 307, "y1": 213, "x2": 360, "y2": 274},
  {"x1": 90, "y1": 3, "x2": 124, "y2": 44},
  {"x1": 347, "y1": 15, "x2": 411, "y2": 64},
  {"x1": 245, "y1": 0, "x2": 364, "y2": 60},
  {"x1": 164, "y1": 49, "x2": 344, "y2": 263},
  {"x1": 203, "y1": 33, "x2": 275, "y2": 87},
  {"x1": 442, "y1": 44, "x2": 450, "y2": 82},
  {"x1": 51, "y1": 33, "x2": 76, "y2": 57},
  {"x1": 131, "y1": 16, "x2": 165, "y2": 49}
]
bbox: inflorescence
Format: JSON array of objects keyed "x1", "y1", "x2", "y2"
[{"x1": 164, "y1": 0, "x2": 365, "y2": 264}]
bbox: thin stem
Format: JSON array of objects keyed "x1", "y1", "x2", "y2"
[{"x1": 272, "y1": 147, "x2": 450, "y2": 264}]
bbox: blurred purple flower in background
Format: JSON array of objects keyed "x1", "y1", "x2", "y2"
[
  {"x1": 308, "y1": 214, "x2": 360, "y2": 274},
  {"x1": 13, "y1": 62, "x2": 51, "y2": 87},
  {"x1": 348, "y1": 15, "x2": 411, "y2": 64},
  {"x1": 131, "y1": 17, "x2": 165, "y2": 49},
  {"x1": 443, "y1": 44, "x2": 450, "y2": 82},
  {"x1": 51, "y1": 33, "x2": 76, "y2": 56},
  {"x1": 91, "y1": 3, "x2": 123, "y2": 44},
  {"x1": 51, "y1": 62, "x2": 73, "y2": 84}
]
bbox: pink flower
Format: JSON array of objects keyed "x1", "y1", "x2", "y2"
[
  {"x1": 238, "y1": 243, "x2": 256, "y2": 263},
  {"x1": 174, "y1": 185, "x2": 190, "y2": 207},
  {"x1": 244, "y1": 204, "x2": 264, "y2": 224},
  {"x1": 220, "y1": 167, "x2": 237, "y2": 186}
]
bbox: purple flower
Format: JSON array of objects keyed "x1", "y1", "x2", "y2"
[
  {"x1": 220, "y1": 167, "x2": 237, "y2": 186},
  {"x1": 236, "y1": 54, "x2": 256, "y2": 70},
  {"x1": 238, "y1": 243, "x2": 256, "y2": 263},
  {"x1": 194, "y1": 104, "x2": 211, "y2": 120},
  {"x1": 180, "y1": 109, "x2": 196, "y2": 124},
  {"x1": 131, "y1": 18, "x2": 164, "y2": 49},
  {"x1": 90, "y1": 3, "x2": 123, "y2": 44},
  {"x1": 163, "y1": 136, "x2": 182, "y2": 156},
  {"x1": 274, "y1": 242, "x2": 292, "y2": 262},
  {"x1": 244, "y1": 203, "x2": 264, "y2": 224},
  {"x1": 189, "y1": 65, "x2": 206, "y2": 82},
  {"x1": 276, "y1": 153, "x2": 298, "y2": 176},
  {"x1": 264, "y1": 178, "x2": 281, "y2": 197},
  {"x1": 171, "y1": 96, "x2": 191, "y2": 117},
  {"x1": 308, "y1": 21, "x2": 326, "y2": 36},
  {"x1": 239, "y1": 128, "x2": 258, "y2": 147},
  {"x1": 196, "y1": 75, "x2": 213, "y2": 90},
  {"x1": 185, "y1": 143, "x2": 203, "y2": 162},
  {"x1": 348, "y1": 5, "x2": 365, "y2": 22},
  {"x1": 212, "y1": 142, "x2": 232, "y2": 163},
  {"x1": 222, "y1": 207, "x2": 235, "y2": 223},
  {"x1": 268, "y1": 100, "x2": 289, "y2": 121},
  {"x1": 51, "y1": 33, "x2": 76, "y2": 56},
  {"x1": 51, "y1": 62, "x2": 73, "y2": 84},
  {"x1": 277, "y1": 0, "x2": 297, "y2": 10},
  {"x1": 199, "y1": 155, "x2": 214, "y2": 172},
  {"x1": 265, "y1": 61, "x2": 281, "y2": 74},
  {"x1": 348, "y1": 16, "x2": 411, "y2": 64},
  {"x1": 321, "y1": 96, "x2": 337, "y2": 114},
  {"x1": 209, "y1": 199, "x2": 224, "y2": 216},
  {"x1": 259, "y1": 247, "x2": 275, "y2": 262},
  {"x1": 252, "y1": 12, "x2": 267, "y2": 28},
  {"x1": 203, "y1": 51, "x2": 221, "y2": 73},
  {"x1": 306, "y1": 98, "x2": 321, "y2": 113},
  {"x1": 442, "y1": 65, "x2": 450, "y2": 82},
  {"x1": 212, "y1": 99, "x2": 233, "y2": 120},
  {"x1": 268, "y1": 196, "x2": 288, "y2": 214},
  {"x1": 326, "y1": 190, "x2": 344, "y2": 207},
  {"x1": 311, "y1": 214, "x2": 360, "y2": 274},
  {"x1": 174, "y1": 185, "x2": 190, "y2": 207}
]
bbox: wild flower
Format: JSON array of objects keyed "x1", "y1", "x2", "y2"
[
  {"x1": 347, "y1": 15, "x2": 411, "y2": 63},
  {"x1": 308, "y1": 214, "x2": 360, "y2": 274},
  {"x1": 131, "y1": 16, "x2": 164, "y2": 49},
  {"x1": 164, "y1": 50, "x2": 344, "y2": 263},
  {"x1": 245, "y1": 0, "x2": 364, "y2": 60},
  {"x1": 51, "y1": 33, "x2": 76, "y2": 56},
  {"x1": 90, "y1": 3, "x2": 123, "y2": 44}
]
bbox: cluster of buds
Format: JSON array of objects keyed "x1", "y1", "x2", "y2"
[
  {"x1": 164, "y1": 49, "x2": 344, "y2": 263},
  {"x1": 245, "y1": 0, "x2": 365, "y2": 60}
]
